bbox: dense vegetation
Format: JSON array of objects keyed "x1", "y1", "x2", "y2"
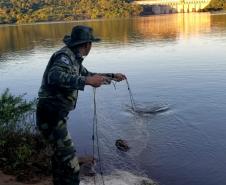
[
  {"x1": 0, "y1": 0, "x2": 142, "y2": 24},
  {"x1": 0, "y1": 89, "x2": 108, "y2": 182},
  {"x1": 205, "y1": 0, "x2": 226, "y2": 11},
  {"x1": 0, "y1": 89, "x2": 51, "y2": 182}
]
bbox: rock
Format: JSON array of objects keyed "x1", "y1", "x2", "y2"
[
  {"x1": 80, "y1": 163, "x2": 96, "y2": 177},
  {"x1": 78, "y1": 156, "x2": 96, "y2": 177},
  {"x1": 78, "y1": 156, "x2": 94, "y2": 166},
  {"x1": 141, "y1": 179, "x2": 158, "y2": 185},
  {"x1": 115, "y1": 139, "x2": 130, "y2": 152}
]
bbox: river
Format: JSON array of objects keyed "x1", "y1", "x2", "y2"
[{"x1": 0, "y1": 13, "x2": 226, "y2": 185}]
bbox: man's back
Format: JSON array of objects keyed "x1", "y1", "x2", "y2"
[{"x1": 38, "y1": 46, "x2": 86, "y2": 111}]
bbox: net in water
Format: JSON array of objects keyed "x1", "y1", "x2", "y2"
[
  {"x1": 127, "y1": 102, "x2": 169, "y2": 114},
  {"x1": 126, "y1": 79, "x2": 169, "y2": 114}
]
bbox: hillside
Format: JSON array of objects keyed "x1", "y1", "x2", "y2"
[
  {"x1": 0, "y1": 0, "x2": 142, "y2": 24},
  {"x1": 205, "y1": 0, "x2": 226, "y2": 10}
]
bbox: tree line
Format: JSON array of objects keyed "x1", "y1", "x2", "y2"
[
  {"x1": 205, "y1": 0, "x2": 226, "y2": 11},
  {"x1": 0, "y1": 0, "x2": 142, "y2": 24}
]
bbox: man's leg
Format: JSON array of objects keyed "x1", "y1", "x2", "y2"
[
  {"x1": 51, "y1": 118, "x2": 80, "y2": 185},
  {"x1": 36, "y1": 102, "x2": 80, "y2": 185}
]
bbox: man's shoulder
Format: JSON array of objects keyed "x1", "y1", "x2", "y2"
[
  {"x1": 53, "y1": 47, "x2": 79, "y2": 66},
  {"x1": 54, "y1": 54, "x2": 72, "y2": 65}
]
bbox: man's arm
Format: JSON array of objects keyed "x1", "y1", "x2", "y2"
[
  {"x1": 47, "y1": 54, "x2": 109, "y2": 89},
  {"x1": 80, "y1": 65, "x2": 114, "y2": 78},
  {"x1": 81, "y1": 65, "x2": 126, "y2": 81}
]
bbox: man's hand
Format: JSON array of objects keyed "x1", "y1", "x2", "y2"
[
  {"x1": 85, "y1": 75, "x2": 109, "y2": 87},
  {"x1": 113, "y1": 73, "x2": 127, "y2": 82}
]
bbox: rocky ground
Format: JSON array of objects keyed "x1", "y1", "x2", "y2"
[
  {"x1": 0, "y1": 171, "x2": 52, "y2": 185},
  {"x1": 0, "y1": 168, "x2": 157, "y2": 185},
  {"x1": 0, "y1": 156, "x2": 94, "y2": 185}
]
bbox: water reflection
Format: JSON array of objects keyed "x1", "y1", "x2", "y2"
[
  {"x1": 0, "y1": 23, "x2": 70, "y2": 53},
  {"x1": 211, "y1": 14, "x2": 226, "y2": 28},
  {"x1": 0, "y1": 13, "x2": 225, "y2": 56},
  {"x1": 134, "y1": 13, "x2": 212, "y2": 40}
]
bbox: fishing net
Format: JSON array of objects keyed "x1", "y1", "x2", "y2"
[
  {"x1": 126, "y1": 79, "x2": 169, "y2": 114},
  {"x1": 127, "y1": 102, "x2": 169, "y2": 114}
]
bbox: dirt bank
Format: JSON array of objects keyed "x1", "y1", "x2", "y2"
[{"x1": 0, "y1": 171, "x2": 52, "y2": 185}]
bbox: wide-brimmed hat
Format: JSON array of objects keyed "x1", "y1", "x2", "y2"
[{"x1": 63, "y1": 25, "x2": 101, "y2": 47}]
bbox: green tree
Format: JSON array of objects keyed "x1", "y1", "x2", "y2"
[
  {"x1": 205, "y1": 0, "x2": 226, "y2": 10},
  {"x1": 0, "y1": 0, "x2": 142, "y2": 24}
]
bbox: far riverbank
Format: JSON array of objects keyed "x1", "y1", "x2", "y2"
[{"x1": 0, "y1": 10, "x2": 226, "y2": 26}]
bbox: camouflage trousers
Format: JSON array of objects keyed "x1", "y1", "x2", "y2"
[{"x1": 36, "y1": 99, "x2": 80, "y2": 185}]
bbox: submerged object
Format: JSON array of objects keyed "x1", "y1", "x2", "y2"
[
  {"x1": 115, "y1": 139, "x2": 130, "y2": 152},
  {"x1": 133, "y1": 103, "x2": 169, "y2": 114},
  {"x1": 127, "y1": 103, "x2": 169, "y2": 115}
]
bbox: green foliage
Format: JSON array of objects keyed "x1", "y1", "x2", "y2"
[
  {"x1": 205, "y1": 0, "x2": 226, "y2": 10},
  {"x1": 15, "y1": 143, "x2": 32, "y2": 163},
  {"x1": 0, "y1": 89, "x2": 36, "y2": 165},
  {"x1": 0, "y1": 88, "x2": 35, "y2": 133},
  {"x1": 0, "y1": 89, "x2": 51, "y2": 180},
  {"x1": 0, "y1": 0, "x2": 142, "y2": 24}
]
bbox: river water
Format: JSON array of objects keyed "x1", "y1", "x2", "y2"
[{"x1": 1, "y1": 13, "x2": 226, "y2": 185}]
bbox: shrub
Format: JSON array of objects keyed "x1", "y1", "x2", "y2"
[{"x1": 0, "y1": 89, "x2": 51, "y2": 182}]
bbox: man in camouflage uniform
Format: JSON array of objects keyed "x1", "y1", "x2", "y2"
[{"x1": 36, "y1": 25, "x2": 126, "y2": 185}]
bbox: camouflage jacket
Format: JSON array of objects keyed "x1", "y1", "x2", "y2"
[{"x1": 38, "y1": 46, "x2": 114, "y2": 111}]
